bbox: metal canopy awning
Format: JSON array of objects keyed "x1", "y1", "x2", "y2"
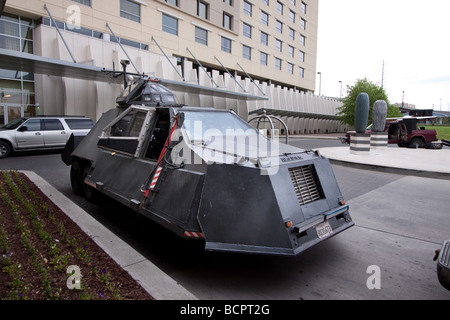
[
  {"x1": 0, "y1": 48, "x2": 123, "y2": 83},
  {"x1": 0, "y1": 48, "x2": 268, "y2": 101},
  {"x1": 249, "y1": 108, "x2": 339, "y2": 120},
  {"x1": 159, "y1": 78, "x2": 268, "y2": 101}
]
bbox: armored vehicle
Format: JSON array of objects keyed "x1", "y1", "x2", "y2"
[{"x1": 63, "y1": 75, "x2": 354, "y2": 256}]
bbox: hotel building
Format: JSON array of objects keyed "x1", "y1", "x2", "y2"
[{"x1": 0, "y1": 0, "x2": 346, "y2": 134}]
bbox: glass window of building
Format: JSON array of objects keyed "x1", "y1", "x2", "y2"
[
  {"x1": 275, "y1": 57, "x2": 282, "y2": 70},
  {"x1": 289, "y1": 27, "x2": 295, "y2": 40},
  {"x1": 301, "y1": 2, "x2": 307, "y2": 14},
  {"x1": 300, "y1": 18, "x2": 306, "y2": 30},
  {"x1": 120, "y1": 0, "x2": 141, "y2": 23},
  {"x1": 276, "y1": 20, "x2": 282, "y2": 33},
  {"x1": 288, "y1": 63, "x2": 294, "y2": 74},
  {"x1": 262, "y1": 0, "x2": 269, "y2": 5},
  {"x1": 243, "y1": 1, "x2": 252, "y2": 16},
  {"x1": 198, "y1": 1, "x2": 209, "y2": 19},
  {"x1": 195, "y1": 27, "x2": 208, "y2": 45},
  {"x1": 221, "y1": 37, "x2": 231, "y2": 53},
  {"x1": 299, "y1": 50, "x2": 305, "y2": 62},
  {"x1": 275, "y1": 39, "x2": 282, "y2": 52},
  {"x1": 243, "y1": 22, "x2": 252, "y2": 38},
  {"x1": 260, "y1": 52, "x2": 268, "y2": 65},
  {"x1": 277, "y1": 1, "x2": 283, "y2": 14},
  {"x1": 162, "y1": 14, "x2": 178, "y2": 35},
  {"x1": 299, "y1": 34, "x2": 305, "y2": 46},
  {"x1": 165, "y1": 0, "x2": 178, "y2": 6},
  {"x1": 289, "y1": 10, "x2": 295, "y2": 23},
  {"x1": 261, "y1": 11, "x2": 269, "y2": 26},
  {"x1": 288, "y1": 45, "x2": 294, "y2": 58},
  {"x1": 224, "y1": 0, "x2": 232, "y2": 5},
  {"x1": 223, "y1": 12, "x2": 232, "y2": 30},
  {"x1": 0, "y1": 13, "x2": 36, "y2": 124},
  {"x1": 242, "y1": 45, "x2": 251, "y2": 60},
  {"x1": 299, "y1": 67, "x2": 305, "y2": 78},
  {"x1": 70, "y1": 0, "x2": 91, "y2": 6},
  {"x1": 260, "y1": 31, "x2": 268, "y2": 45}
]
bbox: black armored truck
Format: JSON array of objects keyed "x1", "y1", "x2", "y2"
[{"x1": 63, "y1": 75, "x2": 354, "y2": 256}]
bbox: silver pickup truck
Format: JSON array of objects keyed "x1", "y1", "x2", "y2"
[{"x1": 0, "y1": 116, "x2": 93, "y2": 159}]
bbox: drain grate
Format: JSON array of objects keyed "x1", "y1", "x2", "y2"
[{"x1": 289, "y1": 165, "x2": 323, "y2": 206}]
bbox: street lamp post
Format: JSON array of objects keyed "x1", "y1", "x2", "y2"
[
  {"x1": 339, "y1": 81, "x2": 342, "y2": 100},
  {"x1": 317, "y1": 72, "x2": 322, "y2": 96},
  {"x1": 402, "y1": 91, "x2": 405, "y2": 108}
]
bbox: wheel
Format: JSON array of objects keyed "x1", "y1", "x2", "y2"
[
  {"x1": 70, "y1": 161, "x2": 84, "y2": 195},
  {"x1": 409, "y1": 138, "x2": 425, "y2": 148},
  {"x1": 0, "y1": 141, "x2": 11, "y2": 159},
  {"x1": 81, "y1": 165, "x2": 98, "y2": 202}
]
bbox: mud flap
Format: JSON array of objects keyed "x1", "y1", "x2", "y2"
[{"x1": 198, "y1": 164, "x2": 294, "y2": 256}]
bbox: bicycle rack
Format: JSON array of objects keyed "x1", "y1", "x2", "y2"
[{"x1": 248, "y1": 110, "x2": 289, "y2": 145}]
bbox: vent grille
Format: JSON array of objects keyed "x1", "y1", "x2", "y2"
[{"x1": 289, "y1": 165, "x2": 323, "y2": 206}]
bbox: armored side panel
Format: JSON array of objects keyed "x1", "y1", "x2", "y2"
[
  {"x1": 198, "y1": 154, "x2": 353, "y2": 256},
  {"x1": 71, "y1": 108, "x2": 122, "y2": 163},
  {"x1": 62, "y1": 133, "x2": 86, "y2": 165}
]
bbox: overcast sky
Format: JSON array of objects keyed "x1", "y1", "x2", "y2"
[{"x1": 316, "y1": 0, "x2": 450, "y2": 111}]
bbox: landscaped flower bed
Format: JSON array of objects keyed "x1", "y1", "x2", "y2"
[{"x1": 0, "y1": 170, "x2": 153, "y2": 300}]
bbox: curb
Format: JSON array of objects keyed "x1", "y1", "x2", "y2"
[
  {"x1": 21, "y1": 170, "x2": 197, "y2": 300},
  {"x1": 316, "y1": 147, "x2": 450, "y2": 180}
]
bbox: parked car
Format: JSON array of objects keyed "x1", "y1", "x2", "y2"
[
  {"x1": 340, "y1": 116, "x2": 442, "y2": 149},
  {"x1": 0, "y1": 116, "x2": 94, "y2": 159}
]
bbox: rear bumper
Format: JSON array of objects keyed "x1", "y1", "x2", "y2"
[{"x1": 205, "y1": 206, "x2": 354, "y2": 256}]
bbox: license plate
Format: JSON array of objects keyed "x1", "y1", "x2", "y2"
[{"x1": 316, "y1": 221, "x2": 333, "y2": 239}]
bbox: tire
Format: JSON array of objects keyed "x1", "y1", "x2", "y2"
[
  {"x1": 0, "y1": 141, "x2": 12, "y2": 159},
  {"x1": 70, "y1": 161, "x2": 84, "y2": 195},
  {"x1": 409, "y1": 138, "x2": 425, "y2": 148}
]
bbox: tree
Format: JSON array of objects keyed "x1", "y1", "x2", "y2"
[{"x1": 337, "y1": 78, "x2": 401, "y2": 127}]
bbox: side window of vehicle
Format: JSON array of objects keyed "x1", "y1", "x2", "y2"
[
  {"x1": 64, "y1": 118, "x2": 94, "y2": 130},
  {"x1": 21, "y1": 119, "x2": 41, "y2": 131},
  {"x1": 110, "y1": 111, "x2": 146, "y2": 137},
  {"x1": 43, "y1": 119, "x2": 64, "y2": 130},
  {"x1": 98, "y1": 107, "x2": 153, "y2": 157},
  {"x1": 144, "y1": 111, "x2": 171, "y2": 161}
]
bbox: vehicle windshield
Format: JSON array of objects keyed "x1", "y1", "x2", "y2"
[
  {"x1": 1, "y1": 118, "x2": 26, "y2": 130},
  {"x1": 181, "y1": 111, "x2": 258, "y2": 142}
]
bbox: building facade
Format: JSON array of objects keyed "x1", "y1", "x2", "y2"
[{"x1": 1, "y1": 0, "x2": 347, "y2": 133}]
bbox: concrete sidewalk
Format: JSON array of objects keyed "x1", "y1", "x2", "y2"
[{"x1": 316, "y1": 146, "x2": 450, "y2": 179}]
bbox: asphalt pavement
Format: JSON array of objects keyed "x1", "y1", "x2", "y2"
[{"x1": 4, "y1": 139, "x2": 450, "y2": 300}]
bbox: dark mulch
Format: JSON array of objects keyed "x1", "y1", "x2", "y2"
[{"x1": 0, "y1": 170, "x2": 153, "y2": 300}]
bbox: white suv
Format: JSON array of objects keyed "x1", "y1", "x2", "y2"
[{"x1": 0, "y1": 116, "x2": 94, "y2": 159}]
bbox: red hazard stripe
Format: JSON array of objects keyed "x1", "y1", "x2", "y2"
[
  {"x1": 183, "y1": 231, "x2": 204, "y2": 239},
  {"x1": 150, "y1": 166, "x2": 163, "y2": 190}
]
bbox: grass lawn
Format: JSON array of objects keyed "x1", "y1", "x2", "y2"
[{"x1": 423, "y1": 125, "x2": 450, "y2": 140}]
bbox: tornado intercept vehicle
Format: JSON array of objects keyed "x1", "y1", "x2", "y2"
[{"x1": 63, "y1": 76, "x2": 354, "y2": 256}]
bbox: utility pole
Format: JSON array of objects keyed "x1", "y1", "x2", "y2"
[
  {"x1": 381, "y1": 60, "x2": 385, "y2": 88},
  {"x1": 317, "y1": 72, "x2": 322, "y2": 96}
]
